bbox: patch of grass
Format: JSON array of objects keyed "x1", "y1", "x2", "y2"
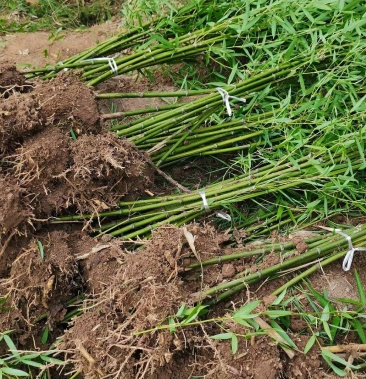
[
  {"x1": 0, "y1": 0, "x2": 122, "y2": 33},
  {"x1": 0, "y1": 330, "x2": 66, "y2": 378}
]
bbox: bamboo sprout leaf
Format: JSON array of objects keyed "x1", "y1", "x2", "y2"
[
  {"x1": 231, "y1": 334, "x2": 238, "y2": 354},
  {"x1": 304, "y1": 335, "x2": 316, "y2": 354},
  {"x1": 1, "y1": 368, "x2": 29, "y2": 377},
  {"x1": 37, "y1": 240, "x2": 45, "y2": 261},
  {"x1": 211, "y1": 333, "x2": 232, "y2": 340},
  {"x1": 272, "y1": 289, "x2": 287, "y2": 305},
  {"x1": 354, "y1": 270, "x2": 366, "y2": 308},
  {"x1": 234, "y1": 300, "x2": 261, "y2": 318}
]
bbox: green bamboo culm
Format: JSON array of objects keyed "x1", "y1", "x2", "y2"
[{"x1": 204, "y1": 225, "x2": 366, "y2": 304}]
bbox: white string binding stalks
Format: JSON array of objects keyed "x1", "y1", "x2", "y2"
[
  {"x1": 334, "y1": 229, "x2": 366, "y2": 271},
  {"x1": 80, "y1": 57, "x2": 119, "y2": 75},
  {"x1": 198, "y1": 190, "x2": 231, "y2": 221},
  {"x1": 319, "y1": 226, "x2": 366, "y2": 271},
  {"x1": 198, "y1": 189, "x2": 210, "y2": 212},
  {"x1": 216, "y1": 88, "x2": 246, "y2": 116},
  {"x1": 216, "y1": 210, "x2": 231, "y2": 221}
]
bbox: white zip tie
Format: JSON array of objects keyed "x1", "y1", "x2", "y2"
[
  {"x1": 216, "y1": 88, "x2": 246, "y2": 117},
  {"x1": 216, "y1": 211, "x2": 231, "y2": 221},
  {"x1": 80, "y1": 57, "x2": 119, "y2": 75},
  {"x1": 198, "y1": 189, "x2": 210, "y2": 212},
  {"x1": 334, "y1": 229, "x2": 366, "y2": 271}
]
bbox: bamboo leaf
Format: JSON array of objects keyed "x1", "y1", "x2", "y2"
[
  {"x1": 304, "y1": 334, "x2": 316, "y2": 354},
  {"x1": 39, "y1": 355, "x2": 65, "y2": 364},
  {"x1": 269, "y1": 320, "x2": 297, "y2": 349},
  {"x1": 265, "y1": 310, "x2": 293, "y2": 318},
  {"x1": 1, "y1": 368, "x2": 29, "y2": 377},
  {"x1": 231, "y1": 334, "x2": 238, "y2": 354},
  {"x1": 176, "y1": 303, "x2": 186, "y2": 318},
  {"x1": 3, "y1": 335, "x2": 17, "y2": 354},
  {"x1": 354, "y1": 269, "x2": 366, "y2": 308},
  {"x1": 271, "y1": 289, "x2": 287, "y2": 305},
  {"x1": 233, "y1": 316, "x2": 251, "y2": 328},
  {"x1": 351, "y1": 319, "x2": 366, "y2": 343},
  {"x1": 211, "y1": 333, "x2": 232, "y2": 340},
  {"x1": 322, "y1": 320, "x2": 332, "y2": 342},
  {"x1": 321, "y1": 304, "x2": 330, "y2": 322},
  {"x1": 234, "y1": 300, "x2": 261, "y2": 318}
]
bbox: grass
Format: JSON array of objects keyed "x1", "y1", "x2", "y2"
[
  {"x1": 0, "y1": 329, "x2": 65, "y2": 378},
  {"x1": 0, "y1": 0, "x2": 122, "y2": 33}
]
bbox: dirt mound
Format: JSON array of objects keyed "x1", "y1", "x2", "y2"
[
  {"x1": 0, "y1": 64, "x2": 28, "y2": 97},
  {"x1": 69, "y1": 133, "x2": 154, "y2": 211},
  {"x1": 0, "y1": 67, "x2": 154, "y2": 231},
  {"x1": 35, "y1": 72, "x2": 100, "y2": 134},
  {"x1": 8, "y1": 128, "x2": 151, "y2": 218},
  {"x1": 0, "y1": 177, "x2": 30, "y2": 231},
  {"x1": 3, "y1": 231, "x2": 81, "y2": 326},
  {"x1": 0, "y1": 72, "x2": 100, "y2": 154},
  {"x1": 11, "y1": 127, "x2": 71, "y2": 216},
  {"x1": 60, "y1": 225, "x2": 202, "y2": 378}
]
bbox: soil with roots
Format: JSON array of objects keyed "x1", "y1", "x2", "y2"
[{"x1": 0, "y1": 62, "x2": 362, "y2": 379}]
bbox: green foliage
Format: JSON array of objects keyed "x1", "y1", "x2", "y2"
[
  {"x1": 0, "y1": 331, "x2": 65, "y2": 378},
  {"x1": 37, "y1": 240, "x2": 44, "y2": 261},
  {"x1": 0, "y1": 0, "x2": 119, "y2": 32},
  {"x1": 168, "y1": 303, "x2": 209, "y2": 332}
]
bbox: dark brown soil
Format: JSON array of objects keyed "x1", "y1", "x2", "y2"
[
  {"x1": 0, "y1": 70, "x2": 100, "y2": 154},
  {"x1": 1, "y1": 61, "x2": 365, "y2": 379},
  {"x1": 0, "y1": 64, "x2": 29, "y2": 97}
]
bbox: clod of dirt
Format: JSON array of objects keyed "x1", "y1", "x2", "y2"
[
  {"x1": 61, "y1": 226, "x2": 191, "y2": 378},
  {"x1": 11, "y1": 127, "x2": 71, "y2": 217},
  {"x1": 79, "y1": 240, "x2": 124, "y2": 294},
  {"x1": 0, "y1": 70, "x2": 100, "y2": 154},
  {"x1": 4, "y1": 230, "x2": 82, "y2": 326},
  {"x1": 209, "y1": 334, "x2": 282, "y2": 379},
  {"x1": 6, "y1": 127, "x2": 154, "y2": 219},
  {"x1": 0, "y1": 92, "x2": 43, "y2": 153},
  {"x1": 0, "y1": 64, "x2": 28, "y2": 97},
  {"x1": 0, "y1": 177, "x2": 30, "y2": 230},
  {"x1": 35, "y1": 72, "x2": 100, "y2": 134},
  {"x1": 67, "y1": 133, "x2": 154, "y2": 212},
  {"x1": 284, "y1": 333, "x2": 325, "y2": 378}
]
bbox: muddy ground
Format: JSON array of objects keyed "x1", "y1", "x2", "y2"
[{"x1": 0, "y1": 26, "x2": 365, "y2": 379}]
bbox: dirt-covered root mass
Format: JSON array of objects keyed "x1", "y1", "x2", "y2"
[
  {"x1": 0, "y1": 65, "x2": 154, "y2": 231},
  {"x1": 0, "y1": 65, "x2": 157, "y2": 360},
  {"x1": 53, "y1": 224, "x2": 328, "y2": 379},
  {"x1": 0, "y1": 64, "x2": 29, "y2": 97},
  {"x1": 61, "y1": 225, "x2": 213, "y2": 379},
  {"x1": 0, "y1": 66, "x2": 100, "y2": 154}
]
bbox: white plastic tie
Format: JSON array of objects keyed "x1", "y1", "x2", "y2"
[
  {"x1": 198, "y1": 189, "x2": 210, "y2": 212},
  {"x1": 57, "y1": 61, "x2": 68, "y2": 71},
  {"x1": 216, "y1": 211, "x2": 231, "y2": 221},
  {"x1": 81, "y1": 57, "x2": 118, "y2": 75},
  {"x1": 334, "y1": 229, "x2": 366, "y2": 271},
  {"x1": 216, "y1": 88, "x2": 246, "y2": 117}
]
